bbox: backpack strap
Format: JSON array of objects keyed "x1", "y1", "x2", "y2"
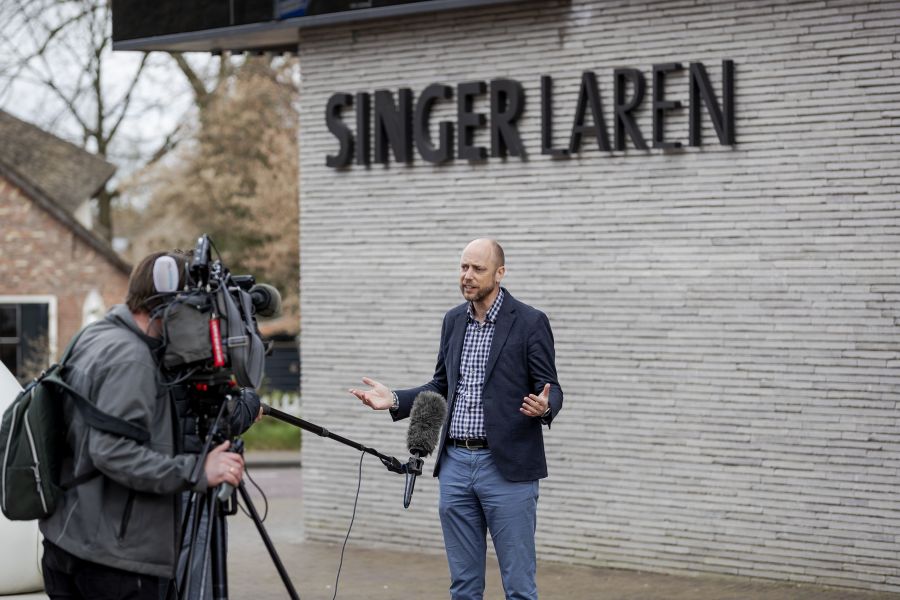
[
  {"x1": 55, "y1": 321, "x2": 150, "y2": 443},
  {"x1": 57, "y1": 323, "x2": 90, "y2": 366},
  {"x1": 63, "y1": 469, "x2": 101, "y2": 489},
  {"x1": 53, "y1": 321, "x2": 152, "y2": 489},
  {"x1": 46, "y1": 377, "x2": 150, "y2": 444}
]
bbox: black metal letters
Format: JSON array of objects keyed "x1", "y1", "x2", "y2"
[
  {"x1": 569, "y1": 71, "x2": 611, "y2": 154},
  {"x1": 541, "y1": 75, "x2": 569, "y2": 157},
  {"x1": 652, "y1": 63, "x2": 683, "y2": 149},
  {"x1": 490, "y1": 79, "x2": 525, "y2": 158},
  {"x1": 689, "y1": 60, "x2": 735, "y2": 146},
  {"x1": 325, "y1": 92, "x2": 353, "y2": 168},
  {"x1": 374, "y1": 88, "x2": 413, "y2": 164},
  {"x1": 457, "y1": 81, "x2": 488, "y2": 161},
  {"x1": 414, "y1": 83, "x2": 454, "y2": 164},
  {"x1": 325, "y1": 60, "x2": 735, "y2": 167},
  {"x1": 614, "y1": 68, "x2": 648, "y2": 151},
  {"x1": 355, "y1": 92, "x2": 371, "y2": 166}
]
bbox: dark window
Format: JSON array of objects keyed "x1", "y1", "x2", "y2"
[
  {"x1": 0, "y1": 303, "x2": 50, "y2": 383},
  {"x1": 265, "y1": 338, "x2": 301, "y2": 393},
  {"x1": 0, "y1": 306, "x2": 15, "y2": 337}
]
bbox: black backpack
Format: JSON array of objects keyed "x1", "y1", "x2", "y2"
[{"x1": 0, "y1": 325, "x2": 150, "y2": 521}]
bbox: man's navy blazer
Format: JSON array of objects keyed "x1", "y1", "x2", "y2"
[{"x1": 394, "y1": 289, "x2": 563, "y2": 482}]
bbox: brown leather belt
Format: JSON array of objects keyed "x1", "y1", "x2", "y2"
[{"x1": 448, "y1": 438, "x2": 489, "y2": 450}]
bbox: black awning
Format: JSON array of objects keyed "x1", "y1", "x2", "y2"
[{"x1": 112, "y1": 0, "x2": 521, "y2": 53}]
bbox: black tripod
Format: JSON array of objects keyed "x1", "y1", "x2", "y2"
[
  {"x1": 169, "y1": 400, "x2": 413, "y2": 600},
  {"x1": 171, "y1": 400, "x2": 300, "y2": 600}
]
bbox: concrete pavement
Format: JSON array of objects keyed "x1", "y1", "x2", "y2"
[{"x1": 224, "y1": 454, "x2": 900, "y2": 600}]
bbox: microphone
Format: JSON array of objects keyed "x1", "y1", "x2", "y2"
[
  {"x1": 249, "y1": 283, "x2": 282, "y2": 318},
  {"x1": 190, "y1": 235, "x2": 211, "y2": 281},
  {"x1": 403, "y1": 391, "x2": 447, "y2": 508},
  {"x1": 152, "y1": 255, "x2": 180, "y2": 293}
]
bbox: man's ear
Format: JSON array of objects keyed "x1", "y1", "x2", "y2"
[{"x1": 495, "y1": 265, "x2": 506, "y2": 283}]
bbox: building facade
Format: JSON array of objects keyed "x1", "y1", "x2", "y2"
[
  {"x1": 296, "y1": 0, "x2": 900, "y2": 593},
  {"x1": 0, "y1": 111, "x2": 130, "y2": 379}
]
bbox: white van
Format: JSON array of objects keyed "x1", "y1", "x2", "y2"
[{"x1": 0, "y1": 361, "x2": 47, "y2": 599}]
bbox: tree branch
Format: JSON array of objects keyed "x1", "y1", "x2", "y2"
[
  {"x1": 143, "y1": 121, "x2": 185, "y2": 170},
  {"x1": 40, "y1": 76, "x2": 91, "y2": 134},
  {"x1": 171, "y1": 52, "x2": 212, "y2": 106},
  {"x1": 106, "y1": 53, "x2": 149, "y2": 142},
  {"x1": 26, "y1": 6, "x2": 94, "y2": 63}
]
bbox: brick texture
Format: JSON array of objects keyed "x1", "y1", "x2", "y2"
[
  {"x1": 297, "y1": 0, "x2": 900, "y2": 592},
  {"x1": 0, "y1": 176, "x2": 129, "y2": 354}
]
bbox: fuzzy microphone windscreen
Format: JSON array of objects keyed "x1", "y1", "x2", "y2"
[{"x1": 406, "y1": 391, "x2": 447, "y2": 456}]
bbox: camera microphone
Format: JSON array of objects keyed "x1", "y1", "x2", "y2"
[
  {"x1": 249, "y1": 283, "x2": 282, "y2": 318},
  {"x1": 152, "y1": 256, "x2": 180, "y2": 293},
  {"x1": 404, "y1": 391, "x2": 447, "y2": 508}
]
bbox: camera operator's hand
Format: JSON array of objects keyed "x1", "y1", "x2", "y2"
[
  {"x1": 349, "y1": 377, "x2": 394, "y2": 410},
  {"x1": 204, "y1": 441, "x2": 244, "y2": 488}
]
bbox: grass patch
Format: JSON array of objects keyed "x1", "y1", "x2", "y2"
[{"x1": 240, "y1": 416, "x2": 301, "y2": 451}]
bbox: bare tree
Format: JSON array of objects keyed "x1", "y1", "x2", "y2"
[
  {"x1": 0, "y1": 0, "x2": 234, "y2": 241},
  {"x1": 119, "y1": 57, "x2": 301, "y2": 323}
]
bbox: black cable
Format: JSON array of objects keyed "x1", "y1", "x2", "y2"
[
  {"x1": 237, "y1": 464, "x2": 269, "y2": 522},
  {"x1": 332, "y1": 452, "x2": 365, "y2": 600},
  {"x1": 208, "y1": 237, "x2": 223, "y2": 262}
]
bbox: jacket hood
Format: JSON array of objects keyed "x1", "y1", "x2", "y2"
[{"x1": 106, "y1": 304, "x2": 162, "y2": 351}]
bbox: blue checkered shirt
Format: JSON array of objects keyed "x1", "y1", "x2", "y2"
[{"x1": 448, "y1": 289, "x2": 505, "y2": 440}]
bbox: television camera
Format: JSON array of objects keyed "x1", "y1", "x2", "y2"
[{"x1": 153, "y1": 234, "x2": 281, "y2": 400}]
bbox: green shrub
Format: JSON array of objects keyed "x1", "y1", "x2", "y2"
[{"x1": 240, "y1": 416, "x2": 301, "y2": 451}]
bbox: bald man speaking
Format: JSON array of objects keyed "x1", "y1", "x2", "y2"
[{"x1": 351, "y1": 238, "x2": 563, "y2": 600}]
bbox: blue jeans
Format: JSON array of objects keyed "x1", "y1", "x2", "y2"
[{"x1": 439, "y1": 446, "x2": 540, "y2": 600}]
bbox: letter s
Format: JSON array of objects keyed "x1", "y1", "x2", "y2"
[{"x1": 326, "y1": 92, "x2": 354, "y2": 168}]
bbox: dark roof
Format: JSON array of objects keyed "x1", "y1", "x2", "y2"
[
  {"x1": 0, "y1": 110, "x2": 116, "y2": 213},
  {"x1": 0, "y1": 111, "x2": 130, "y2": 275}
]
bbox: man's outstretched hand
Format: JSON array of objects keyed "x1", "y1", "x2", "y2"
[{"x1": 349, "y1": 377, "x2": 394, "y2": 410}]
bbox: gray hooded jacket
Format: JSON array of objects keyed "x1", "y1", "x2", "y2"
[{"x1": 39, "y1": 304, "x2": 208, "y2": 577}]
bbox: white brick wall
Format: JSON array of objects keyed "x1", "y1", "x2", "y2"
[{"x1": 298, "y1": 0, "x2": 900, "y2": 592}]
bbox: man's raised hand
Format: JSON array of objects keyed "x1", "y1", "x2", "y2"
[
  {"x1": 349, "y1": 377, "x2": 394, "y2": 410},
  {"x1": 520, "y1": 383, "x2": 551, "y2": 417}
]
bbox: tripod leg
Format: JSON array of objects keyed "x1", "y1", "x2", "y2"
[
  {"x1": 210, "y1": 493, "x2": 229, "y2": 600},
  {"x1": 237, "y1": 481, "x2": 300, "y2": 600},
  {"x1": 179, "y1": 491, "x2": 208, "y2": 600},
  {"x1": 169, "y1": 492, "x2": 196, "y2": 600}
]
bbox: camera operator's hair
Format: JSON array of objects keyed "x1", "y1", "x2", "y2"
[{"x1": 126, "y1": 251, "x2": 189, "y2": 313}]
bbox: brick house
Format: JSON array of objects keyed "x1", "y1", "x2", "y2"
[{"x1": 0, "y1": 110, "x2": 130, "y2": 381}]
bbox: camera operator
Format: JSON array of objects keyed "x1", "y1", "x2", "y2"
[{"x1": 39, "y1": 251, "x2": 245, "y2": 600}]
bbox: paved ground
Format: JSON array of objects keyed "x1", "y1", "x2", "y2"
[{"x1": 222, "y1": 453, "x2": 900, "y2": 600}]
